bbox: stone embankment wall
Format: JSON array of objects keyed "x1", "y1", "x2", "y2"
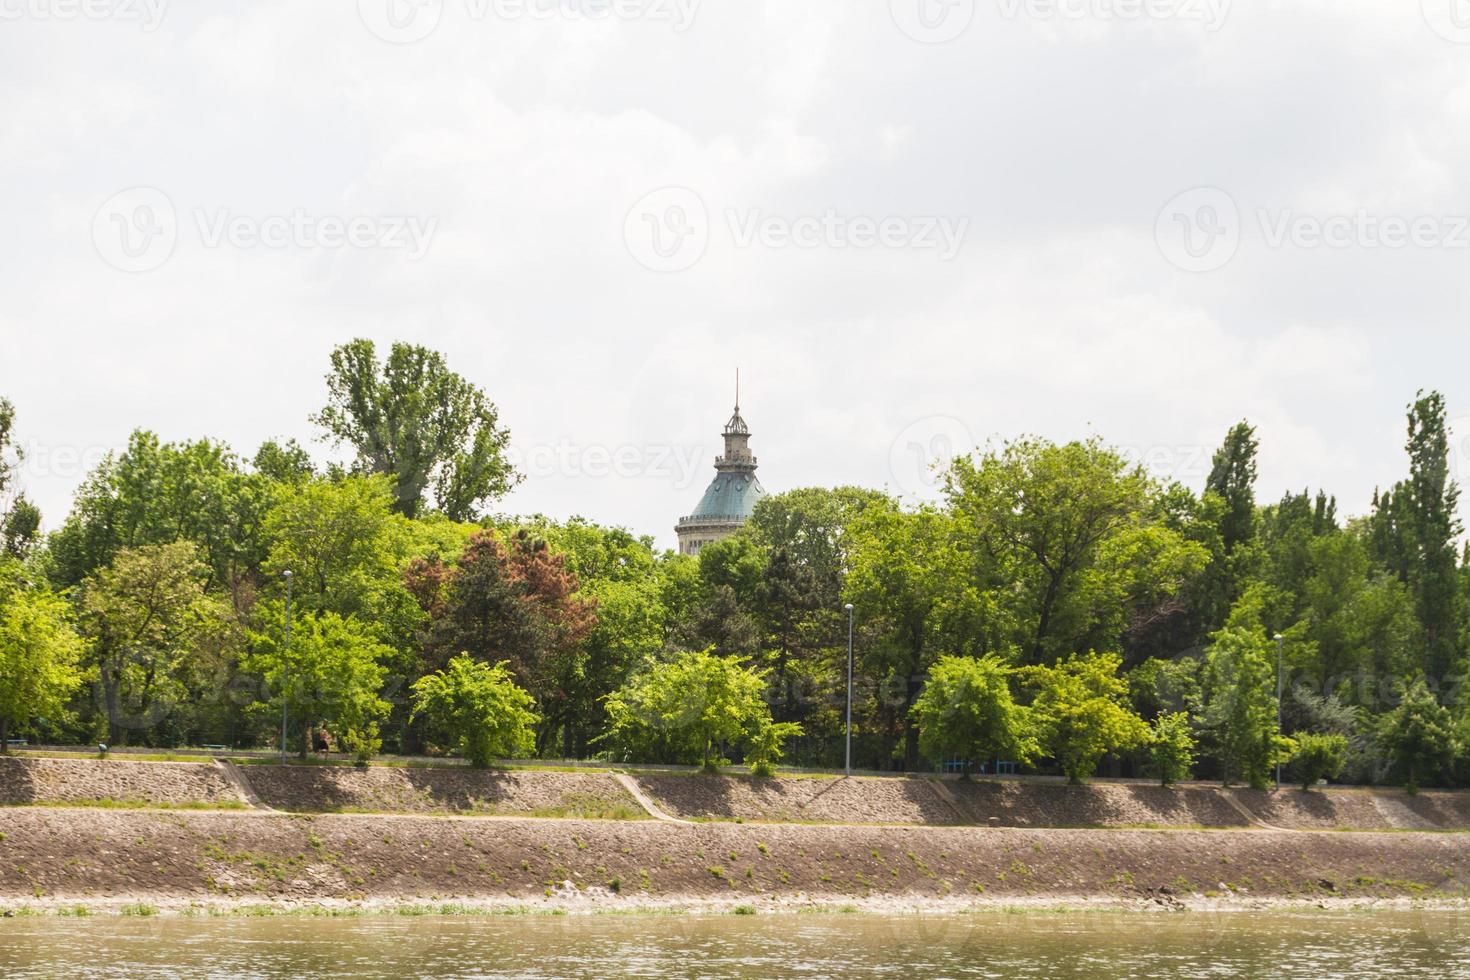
[
  {"x1": 7, "y1": 756, "x2": 1470, "y2": 832},
  {"x1": 240, "y1": 765, "x2": 642, "y2": 818},
  {"x1": 0, "y1": 757, "x2": 241, "y2": 807}
]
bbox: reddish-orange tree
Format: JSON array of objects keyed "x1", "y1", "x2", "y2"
[{"x1": 408, "y1": 529, "x2": 595, "y2": 756}]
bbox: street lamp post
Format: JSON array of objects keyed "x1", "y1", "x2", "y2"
[
  {"x1": 281, "y1": 570, "x2": 293, "y2": 761},
  {"x1": 844, "y1": 603, "x2": 854, "y2": 776},
  {"x1": 1274, "y1": 632, "x2": 1284, "y2": 792}
]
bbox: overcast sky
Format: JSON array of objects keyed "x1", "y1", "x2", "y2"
[{"x1": 5, "y1": 0, "x2": 1470, "y2": 550}]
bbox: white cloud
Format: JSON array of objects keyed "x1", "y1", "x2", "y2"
[{"x1": 2, "y1": 1, "x2": 1468, "y2": 548}]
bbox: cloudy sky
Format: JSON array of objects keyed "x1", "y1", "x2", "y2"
[{"x1": 5, "y1": 0, "x2": 1470, "y2": 549}]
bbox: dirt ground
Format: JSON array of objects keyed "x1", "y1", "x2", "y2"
[{"x1": 1, "y1": 808, "x2": 1467, "y2": 910}]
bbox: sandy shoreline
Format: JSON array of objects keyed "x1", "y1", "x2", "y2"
[{"x1": 5, "y1": 891, "x2": 1468, "y2": 918}]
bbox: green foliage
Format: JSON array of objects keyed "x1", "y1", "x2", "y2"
[
  {"x1": 1378, "y1": 678, "x2": 1457, "y2": 791},
  {"x1": 0, "y1": 575, "x2": 85, "y2": 748},
  {"x1": 411, "y1": 654, "x2": 538, "y2": 767},
  {"x1": 47, "y1": 430, "x2": 274, "y2": 597},
  {"x1": 946, "y1": 437, "x2": 1208, "y2": 665},
  {"x1": 1292, "y1": 733, "x2": 1348, "y2": 791},
  {"x1": 846, "y1": 504, "x2": 981, "y2": 768},
  {"x1": 411, "y1": 529, "x2": 595, "y2": 756},
  {"x1": 79, "y1": 542, "x2": 233, "y2": 745},
  {"x1": 313, "y1": 339, "x2": 519, "y2": 521},
  {"x1": 1200, "y1": 598, "x2": 1293, "y2": 789},
  {"x1": 245, "y1": 611, "x2": 391, "y2": 762},
  {"x1": 0, "y1": 400, "x2": 41, "y2": 560},
  {"x1": 1023, "y1": 652, "x2": 1149, "y2": 784},
  {"x1": 601, "y1": 649, "x2": 800, "y2": 773},
  {"x1": 910, "y1": 655, "x2": 1036, "y2": 775},
  {"x1": 1149, "y1": 712, "x2": 1196, "y2": 786}
]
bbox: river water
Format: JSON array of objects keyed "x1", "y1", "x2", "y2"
[{"x1": 0, "y1": 909, "x2": 1466, "y2": 978}]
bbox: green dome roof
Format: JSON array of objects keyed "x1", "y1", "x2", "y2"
[{"x1": 686, "y1": 470, "x2": 767, "y2": 522}]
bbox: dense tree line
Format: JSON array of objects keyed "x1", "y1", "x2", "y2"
[{"x1": 2, "y1": 345, "x2": 1470, "y2": 790}]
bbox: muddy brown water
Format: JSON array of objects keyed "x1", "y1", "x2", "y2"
[{"x1": 0, "y1": 910, "x2": 1467, "y2": 978}]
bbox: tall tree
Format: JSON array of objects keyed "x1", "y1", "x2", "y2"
[
  {"x1": 946, "y1": 438, "x2": 1206, "y2": 665},
  {"x1": 312, "y1": 339, "x2": 519, "y2": 520},
  {"x1": 0, "y1": 399, "x2": 41, "y2": 559},
  {"x1": 79, "y1": 542, "x2": 232, "y2": 745},
  {"x1": 0, "y1": 571, "x2": 85, "y2": 751},
  {"x1": 1199, "y1": 592, "x2": 1295, "y2": 788},
  {"x1": 47, "y1": 431, "x2": 273, "y2": 604},
  {"x1": 846, "y1": 505, "x2": 983, "y2": 769},
  {"x1": 412, "y1": 529, "x2": 595, "y2": 755},
  {"x1": 246, "y1": 609, "x2": 391, "y2": 761},
  {"x1": 1368, "y1": 392, "x2": 1464, "y2": 681},
  {"x1": 1205, "y1": 421, "x2": 1260, "y2": 555}
]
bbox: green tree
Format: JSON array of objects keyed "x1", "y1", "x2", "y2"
[
  {"x1": 1368, "y1": 392, "x2": 1464, "y2": 682},
  {"x1": 312, "y1": 339, "x2": 519, "y2": 520},
  {"x1": 262, "y1": 475, "x2": 406, "y2": 619},
  {"x1": 411, "y1": 654, "x2": 538, "y2": 767},
  {"x1": 0, "y1": 399, "x2": 42, "y2": 559},
  {"x1": 1149, "y1": 711, "x2": 1196, "y2": 786},
  {"x1": 601, "y1": 649, "x2": 799, "y2": 773},
  {"x1": 910, "y1": 654, "x2": 1036, "y2": 776},
  {"x1": 1200, "y1": 598, "x2": 1294, "y2": 789},
  {"x1": 1378, "y1": 678, "x2": 1456, "y2": 791},
  {"x1": 412, "y1": 529, "x2": 595, "y2": 755},
  {"x1": 0, "y1": 577, "x2": 85, "y2": 751},
  {"x1": 47, "y1": 431, "x2": 275, "y2": 610},
  {"x1": 1206, "y1": 421, "x2": 1260, "y2": 557},
  {"x1": 80, "y1": 542, "x2": 232, "y2": 745},
  {"x1": 522, "y1": 519, "x2": 670, "y2": 756},
  {"x1": 246, "y1": 611, "x2": 391, "y2": 761},
  {"x1": 1292, "y1": 733, "x2": 1348, "y2": 791},
  {"x1": 946, "y1": 437, "x2": 1206, "y2": 665},
  {"x1": 846, "y1": 505, "x2": 984, "y2": 770},
  {"x1": 1023, "y1": 652, "x2": 1150, "y2": 784}
]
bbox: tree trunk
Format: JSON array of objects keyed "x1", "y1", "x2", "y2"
[{"x1": 0, "y1": 717, "x2": 9, "y2": 755}]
